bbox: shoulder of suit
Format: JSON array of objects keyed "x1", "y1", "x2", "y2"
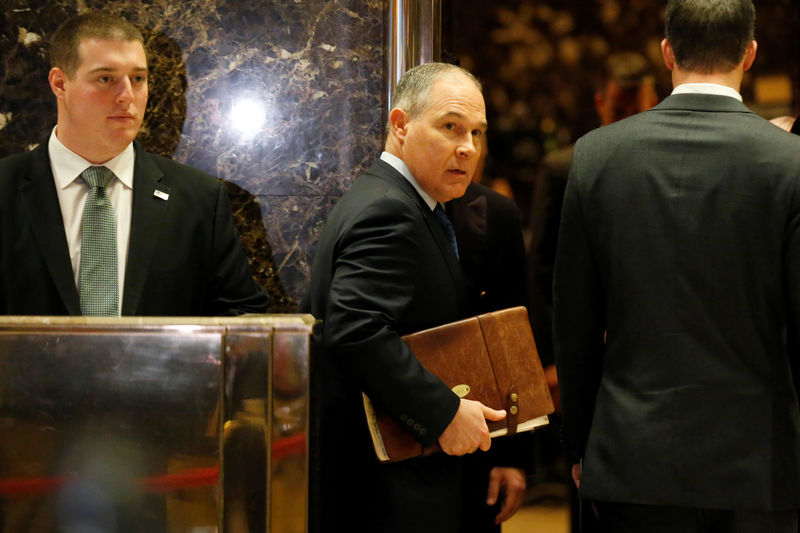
[
  {"x1": 137, "y1": 148, "x2": 221, "y2": 186},
  {"x1": 330, "y1": 171, "x2": 425, "y2": 232},
  {"x1": 0, "y1": 149, "x2": 33, "y2": 170},
  {"x1": 0, "y1": 141, "x2": 44, "y2": 167},
  {"x1": 0, "y1": 147, "x2": 41, "y2": 189},
  {"x1": 466, "y1": 181, "x2": 521, "y2": 215}
]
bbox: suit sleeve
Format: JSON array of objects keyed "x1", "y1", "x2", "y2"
[
  {"x1": 322, "y1": 196, "x2": 460, "y2": 446},
  {"x1": 206, "y1": 181, "x2": 270, "y2": 315},
  {"x1": 552, "y1": 141, "x2": 606, "y2": 464}
]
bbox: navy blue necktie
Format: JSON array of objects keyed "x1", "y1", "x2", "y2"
[{"x1": 433, "y1": 204, "x2": 459, "y2": 260}]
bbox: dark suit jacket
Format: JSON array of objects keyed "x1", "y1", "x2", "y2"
[
  {"x1": 554, "y1": 93, "x2": 800, "y2": 511},
  {"x1": 448, "y1": 181, "x2": 527, "y2": 315},
  {"x1": 447, "y1": 182, "x2": 534, "y2": 533},
  {"x1": 306, "y1": 159, "x2": 469, "y2": 533},
  {"x1": 0, "y1": 142, "x2": 268, "y2": 316}
]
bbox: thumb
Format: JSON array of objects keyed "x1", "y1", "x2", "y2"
[{"x1": 481, "y1": 404, "x2": 506, "y2": 421}]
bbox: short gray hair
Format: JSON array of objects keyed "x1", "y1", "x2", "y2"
[{"x1": 386, "y1": 62, "x2": 482, "y2": 135}]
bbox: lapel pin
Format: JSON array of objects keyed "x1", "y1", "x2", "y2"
[{"x1": 153, "y1": 189, "x2": 170, "y2": 201}]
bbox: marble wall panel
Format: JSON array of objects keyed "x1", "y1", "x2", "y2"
[{"x1": 0, "y1": 0, "x2": 387, "y2": 311}]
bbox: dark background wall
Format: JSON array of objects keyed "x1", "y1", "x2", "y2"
[{"x1": 443, "y1": 0, "x2": 800, "y2": 224}]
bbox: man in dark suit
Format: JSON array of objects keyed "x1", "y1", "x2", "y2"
[
  {"x1": 306, "y1": 62, "x2": 506, "y2": 533},
  {"x1": 554, "y1": 1, "x2": 800, "y2": 531},
  {"x1": 0, "y1": 12, "x2": 268, "y2": 317},
  {"x1": 447, "y1": 180, "x2": 531, "y2": 531}
]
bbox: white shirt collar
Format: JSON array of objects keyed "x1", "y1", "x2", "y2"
[
  {"x1": 380, "y1": 151, "x2": 437, "y2": 211},
  {"x1": 48, "y1": 127, "x2": 135, "y2": 189},
  {"x1": 671, "y1": 83, "x2": 743, "y2": 102}
]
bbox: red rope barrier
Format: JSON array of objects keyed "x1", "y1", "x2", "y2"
[{"x1": 0, "y1": 433, "x2": 306, "y2": 497}]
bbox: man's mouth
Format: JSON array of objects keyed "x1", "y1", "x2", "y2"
[{"x1": 447, "y1": 169, "x2": 467, "y2": 176}]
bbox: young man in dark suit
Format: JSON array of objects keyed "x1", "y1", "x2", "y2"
[
  {"x1": 0, "y1": 12, "x2": 268, "y2": 316},
  {"x1": 554, "y1": 0, "x2": 800, "y2": 531},
  {"x1": 306, "y1": 63, "x2": 507, "y2": 533}
]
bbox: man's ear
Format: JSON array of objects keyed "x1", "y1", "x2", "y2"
[
  {"x1": 742, "y1": 40, "x2": 757, "y2": 72},
  {"x1": 389, "y1": 108, "x2": 410, "y2": 143},
  {"x1": 49, "y1": 67, "x2": 69, "y2": 99},
  {"x1": 593, "y1": 91, "x2": 605, "y2": 117},
  {"x1": 660, "y1": 38, "x2": 676, "y2": 71}
]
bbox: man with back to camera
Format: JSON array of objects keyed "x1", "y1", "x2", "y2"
[
  {"x1": 0, "y1": 11, "x2": 268, "y2": 317},
  {"x1": 553, "y1": 0, "x2": 800, "y2": 531},
  {"x1": 305, "y1": 62, "x2": 510, "y2": 533}
]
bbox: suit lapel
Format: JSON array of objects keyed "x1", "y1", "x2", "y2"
[
  {"x1": 19, "y1": 144, "x2": 82, "y2": 314},
  {"x1": 122, "y1": 146, "x2": 169, "y2": 315},
  {"x1": 368, "y1": 159, "x2": 466, "y2": 286}
]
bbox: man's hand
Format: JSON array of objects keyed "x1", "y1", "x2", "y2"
[
  {"x1": 438, "y1": 398, "x2": 505, "y2": 455},
  {"x1": 487, "y1": 467, "x2": 526, "y2": 524},
  {"x1": 571, "y1": 463, "x2": 581, "y2": 488}
]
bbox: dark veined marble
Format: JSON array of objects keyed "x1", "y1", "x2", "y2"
[{"x1": 0, "y1": 0, "x2": 386, "y2": 311}]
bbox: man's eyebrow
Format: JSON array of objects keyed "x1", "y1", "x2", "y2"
[
  {"x1": 438, "y1": 111, "x2": 488, "y2": 129},
  {"x1": 87, "y1": 66, "x2": 149, "y2": 74}
]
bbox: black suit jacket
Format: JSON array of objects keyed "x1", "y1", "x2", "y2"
[
  {"x1": 306, "y1": 159, "x2": 469, "y2": 533},
  {"x1": 554, "y1": 93, "x2": 800, "y2": 510},
  {"x1": 448, "y1": 181, "x2": 527, "y2": 315},
  {"x1": 0, "y1": 142, "x2": 268, "y2": 316},
  {"x1": 447, "y1": 182, "x2": 534, "y2": 533}
]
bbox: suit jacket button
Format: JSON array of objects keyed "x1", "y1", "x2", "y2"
[{"x1": 413, "y1": 423, "x2": 420, "y2": 431}]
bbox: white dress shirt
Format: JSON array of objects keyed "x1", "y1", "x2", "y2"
[
  {"x1": 671, "y1": 82, "x2": 743, "y2": 102},
  {"x1": 48, "y1": 128, "x2": 134, "y2": 313},
  {"x1": 380, "y1": 151, "x2": 437, "y2": 211}
]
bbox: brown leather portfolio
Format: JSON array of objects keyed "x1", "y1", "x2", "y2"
[{"x1": 362, "y1": 306, "x2": 554, "y2": 463}]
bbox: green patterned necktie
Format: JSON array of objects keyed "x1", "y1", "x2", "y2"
[{"x1": 79, "y1": 166, "x2": 119, "y2": 316}]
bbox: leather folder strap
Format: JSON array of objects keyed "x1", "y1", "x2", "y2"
[{"x1": 506, "y1": 384, "x2": 519, "y2": 435}]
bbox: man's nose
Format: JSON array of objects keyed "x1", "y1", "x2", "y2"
[
  {"x1": 457, "y1": 135, "x2": 478, "y2": 157},
  {"x1": 115, "y1": 77, "x2": 134, "y2": 103}
]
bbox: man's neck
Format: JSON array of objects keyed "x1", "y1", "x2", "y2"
[{"x1": 672, "y1": 69, "x2": 743, "y2": 93}]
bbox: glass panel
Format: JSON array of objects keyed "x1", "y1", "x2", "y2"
[
  {"x1": 0, "y1": 316, "x2": 312, "y2": 533},
  {"x1": 0, "y1": 330, "x2": 222, "y2": 533},
  {"x1": 269, "y1": 330, "x2": 309, "y2": 533}
]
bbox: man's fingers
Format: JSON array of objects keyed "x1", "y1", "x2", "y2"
[
  {"x1": 481, "y1": 404, "x2": 506, "y2": 421},
  {"x1": 486, "y1": 469, "x2": 501, "y2": 505},
  {"x1": 478, "y1": 432, "x2": 492, "y2": 452},
  {"x1": 490, "y1": 467, "x2": 527, "y2": 524},
  {"x1": 494, "y1": 497, "x2": 518, "y2": 525},
  {"x1": 571, "y1": 463, "x2": 581, "y2": 489}
]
